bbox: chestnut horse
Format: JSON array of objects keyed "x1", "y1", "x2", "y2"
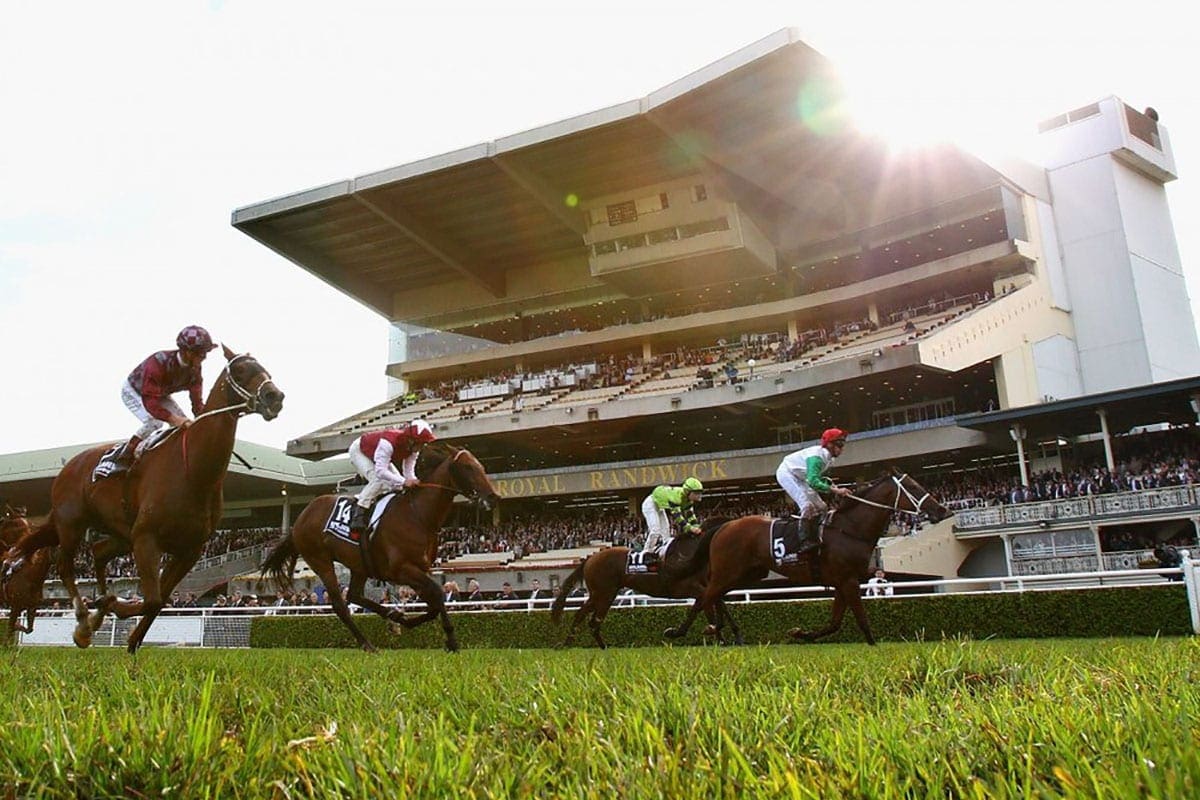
[
  {"x1": 3, "y1": 346, "x2": 283, "y2": 652},
  {"x1": 549, "y1": 518, "x2": 743, "y2": 648},
  {"x1": 261, "y1": 443, "x2": 500, "y2": 652},
  {"x1": 0, "y1": 507, "x2": 51, "y2": 639},
  {"x1": 664, "y1": 470, "x2": 950, "y2": 645}
]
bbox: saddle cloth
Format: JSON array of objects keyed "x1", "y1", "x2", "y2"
[
  {"x1": 625, "y1": 550, "x2": 658, "y2": 575},
  {"x1": 324, "y1": 494, "x2": 396, "y2": 544},
  {"x1": 769, "y1": 516, "x2": 815, "y2": 567},
  {"x1": 91, "y1": 428, "x2": 176, "y2": 482}
]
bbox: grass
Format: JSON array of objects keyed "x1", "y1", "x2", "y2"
[{"x1": 1, "y1": 638, "x2": 1197, "y2": 798}]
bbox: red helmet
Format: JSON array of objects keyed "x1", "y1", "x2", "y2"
[
  {"x1": 176, "y1": 325, "x2": 216, "y2": 353},
  {"x1": 821, "y1": 428, "x2": 849, "y2": 447},
  {"x1": 409, "y1": 419, "x2": 436, "y2": 443}
]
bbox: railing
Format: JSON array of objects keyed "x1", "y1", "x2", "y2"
[
  {"x1": 955, "y1": 485, "x2": 1199, "y2": 530},
  {"x1": 15, "y1": 554, "x2": 1200, "y2": 646}
]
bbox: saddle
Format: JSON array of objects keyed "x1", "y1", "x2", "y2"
[
  {"x1": 91, "y1": 428, "x2": 176, "y2": 482},
  {"x1": 324, "y1": 494, "x2": 396, "y2": 544}
]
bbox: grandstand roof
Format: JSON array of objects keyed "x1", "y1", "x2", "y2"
[
  {"x1": 956, "y1": 375, "x2": 1200, "y2": 441},
  {"x1": 231, "y1": 28, "x2": 1002, "y2": 314}
]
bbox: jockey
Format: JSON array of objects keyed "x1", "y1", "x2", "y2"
[
  {"x1": 776, "y1": 428, "x2": 852, "y2": 553},
  {"x1": 639, "y1": 477, "x2": 704, "y2": 559},
  {"x1": 115, "y1": 325, "x2": 217, "y2": 468},
  {"x1": 347, "y1": 420, "x2": 437, "y2": 532}
]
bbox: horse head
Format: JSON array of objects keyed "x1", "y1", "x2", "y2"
[
  {"x1": 888, "y1": 467, "x2": 951, "y2": 522},
  {"x1": 217, "y1": 344, "x2": 285, "y2": 421},
  {"x1": 0, "y1": 512, "x2": 30, "y2": 548},
  {"x1": 423, "y1": 444, "x2": 501, "y2": 511}
]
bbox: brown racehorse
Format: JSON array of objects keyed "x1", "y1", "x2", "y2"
[
  {"x1": 664, "y1": 470, "x2": 951, "y2": 645},
  {"x1": 0, "y1": 508, "x2": 51, "y2": 639},
  {"x1": 549, "y1": 518, "x2": 744, "y2": 649},
  {"x1": 261, "y1": 443, "x2": 500, "y2": 652},
  {"x1": 3, "y1": 345, "x2": 284, "y2": 652}
]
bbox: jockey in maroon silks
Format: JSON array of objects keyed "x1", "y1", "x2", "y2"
[
  {"x1": 347, "y1": 420, "x2": 438, "y2": 531},
  {"x1": 115, "y1": 325, "x2": 217, "y2": 468}
]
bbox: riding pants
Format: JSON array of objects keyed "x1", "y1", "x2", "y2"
[
  {"x1": 776, "y1": 465, "x2": 827, "y2": 519},
  {"x1": 121, "y1": 381, "x2": 185, "y2": 440},
  {"x1": 350, "y1": 439, "x2": 400, "y2": 509},
  {"x1": 640, "y1": 495, "x2": 671, "y2": 554}
]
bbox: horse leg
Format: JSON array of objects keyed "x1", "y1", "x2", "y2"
[
  {"x1": 399, "y1": 570, "x2": 458, "y2": 653},
  {"x1": 714, "y1": 600, "x2": 745, "y2": 646},
  {"x1": 665, "y1": 578, "x2": 728, "y2": 640},
  {"x1": 583, "y1": 586, "x2": 619, "y2": 650},
  {"x1": 309, "y1": 555, "x2": 375, "y2": 652},
  {"x1": 790, "y1": 589, "x2": 849, "y2": 643},
  {"x1": 91, "y1": 536, "x2": 129, "y2": 600},
  {"x1": 123, "y1": 534, "x2": 167, "y2": 654},
  {"x1": 51, "y1": 523, "x2": 93, "y2": 648},
  {"x1": 845, "y1": 588, "x2": 877, "y2": 645},
  {"x1": 347, "y1": 573, "x2": 405, "y2": 625}
]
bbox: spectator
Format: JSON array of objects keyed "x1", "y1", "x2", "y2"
[{"x1": 865, "y1": 569, "x2": 893, "y2": 597}]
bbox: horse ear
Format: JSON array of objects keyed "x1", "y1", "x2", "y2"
[
  {"x1": 222, "y1": 344, "x2": 236, "y2": 361},
  {"x1": 889, "y1": 465, "x2": 902, "y2": 477}
]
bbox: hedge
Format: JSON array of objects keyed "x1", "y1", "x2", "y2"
[{"x1": 248, "y1": 584, "x2": 1193, "y2": 649}]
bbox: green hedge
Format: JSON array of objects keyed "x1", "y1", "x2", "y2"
[{"x1": 249, "y1": 584, "x2": 1193, "y2": 649}]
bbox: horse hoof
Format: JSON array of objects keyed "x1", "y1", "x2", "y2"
[
  {"x1": 361, "y1": 642, "x2": 378, "y2": 653},
  {"x1": 703, "y1": 624, "x2": 719, "y2": 637},
  {"x1": 72, "y1": 628, "x2": 92, "y2": 649},
  {"x1": 663, "y1": 627, "x2": 681, "y2": 639},
  {"x1": 387, "y1": 622, "x2": 404, "y2": 636},
  {"x1": 445, "y1": 640, "x2": 460, "y2": 653},
  {"x1": 788, "y1": 627, "x2": 812, "y2": 641}
]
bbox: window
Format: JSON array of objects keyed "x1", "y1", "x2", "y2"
[
  {"x1": 692, "y1": 184, "x2": 708, "y2": 202},
  {"x1": 606, "y1": 200, "x2": 638, "y2": 226}
]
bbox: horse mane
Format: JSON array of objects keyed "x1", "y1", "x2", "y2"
[{"x1": 416, "y1": 442, "x2": 459, "y2": 479}]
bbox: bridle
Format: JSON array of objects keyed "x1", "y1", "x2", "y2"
[
  {"x1": 416, "y1": 449, "x2": 486, "y2": 503},
  {"x1": 844, "y1": 474, "x2": 932, "y2": 517}
]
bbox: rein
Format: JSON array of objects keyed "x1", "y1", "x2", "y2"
[
  {"x1": 414, "y1": 449, "x2": 472, "y2": 496},
  {"x1": 842, "y1": 474, "x2": 931, "y2": 517},
  {"x1": 168, "y1": 355, "x2": 267, "y2": 476}
]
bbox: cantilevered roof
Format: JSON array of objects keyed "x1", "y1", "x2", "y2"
[
  {"x1": 232, "y1": 28, "x2": 1002, "y2": 315},
  {"x1": 955, "y1": 375, "x2": 1200, "y2": 441}
]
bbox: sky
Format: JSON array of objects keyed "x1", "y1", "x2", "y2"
[{"x1": 2, "y1": 0, "x2": 1198, "y2": 455}]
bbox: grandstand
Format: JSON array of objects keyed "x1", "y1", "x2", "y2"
[
  {"x1": 5, "y1": 29, "x2": 1200, "y2": 603},
  {"x1": 227, "y1": 29, "x2": 1200, "y2": 584}
]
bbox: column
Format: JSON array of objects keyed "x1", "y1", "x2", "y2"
[
  {"x1": 280, "y1": 489, "x2": 291, "y2": 534},
  {"x1": 1001, "y1": 533, "x2": 1014, "y2": 577},
  {"x1": 1010, "y1": 423, "x2": 1029, "y2": 487},
  {"x1": 642, "y1": 340, "x2": 652, "y2": 361},
  {"x1": 787, "y1": 318, "x2": 799, "y2": 342},
  {"x1": 1096, "y1": 408, "x2": 1116, "y2": 471},
  {"x1": 867, "y1": 301, "x2": 879, "y2": 326}
]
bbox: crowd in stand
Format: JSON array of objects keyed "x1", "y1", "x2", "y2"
[{"x1": 925, "y1": 428, "x2": 1200, "y2": 508}]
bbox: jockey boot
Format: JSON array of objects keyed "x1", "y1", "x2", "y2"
[
  {"x1": 114, "y1": 435, "x2": 142, "y2": 468},
  {"x1": 349, "y1": 503, "x2": 370, "y2": 533},
  {"x1": 796, "y1": 516, "x2": 822, "y2": 554}
]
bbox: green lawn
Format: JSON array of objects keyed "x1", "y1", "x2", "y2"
[{"x1": 1, "y1": 638, "x2": 1196, "y2": 798}]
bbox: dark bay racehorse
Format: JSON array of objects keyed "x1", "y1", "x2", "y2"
[
  {"x1": 0, "y1": 507, "x2": 51, "y2": 639},
  {"x1": 261, "y1": 443, "x2": 500, "y2": 652},
  {"x1": 665, "y1": 470, "x2": 950, "y2": 645},
  {"x1": 549, "y1": 519, "x2": 743, "y2": 648},
  {"x1": 3, "y1": 346, "x2": 283, "y2": 651}
]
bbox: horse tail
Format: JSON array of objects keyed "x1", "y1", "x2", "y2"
[
  {"x1": 260, "y1": 533, "x2": 299, "y2": 593},
  {"x1": 6, "y1": 518, "x2": 59, "y2": 560},
  {"x1": 550, "y1": 558, "x2": 588, "y2": 624}
]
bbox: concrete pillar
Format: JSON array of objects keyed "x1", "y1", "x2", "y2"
[
  {"x1": 281, "y1": 490, "x2": 291, "y2": 534},
  {"x1": 867, "y1": 301, "x2": 879, "y2": 326},
  {"x1": 787, "y1": 318, "x2": 799, "y2": 342},
  {"x1": 642, "y1": 340, "x2": 652, "y2": 361},
  {"x1": 492, "y1": 503, "x2": 502, "y2": 526},
  {"x1": 1096, "y1": 408, "x2": 1116, "y2": 471},
  {"x1": 1010, "y1": 423, "x2": 1029, "y2": 487},
  {"x1": 1001, "y1": 533, "x2": 1014, "y2": 577}
]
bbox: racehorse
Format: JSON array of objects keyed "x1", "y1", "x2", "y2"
[
  {"x1": 261, "y1": 443, "x2": 500, "y2": 652},
  {"x1": 2, "y1": 345, "x2": 284, "y2": 652},
  {"x1": 549, "y1": 519, "x2": 744, "y2": 648},
  {"x1": 0, "y1": 507, "x2": 51, "y2": 639},
  {"x1": 664, "y1": 470, "x2": 950, "y2": 645}
]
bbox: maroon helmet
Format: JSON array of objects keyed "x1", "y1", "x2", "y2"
[{"x1": 176, "y1": 325, "x2": 216, "y2": 353}]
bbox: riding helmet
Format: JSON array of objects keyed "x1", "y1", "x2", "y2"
[
  {"x1": 176, "y1": 325, "x2": 216, "y2": 353},
  {"x1": 682, "y1": 477, "x2": 704, "y2": 493},
  {"x1": 821, "y1": 428, "x2": 849, "y2": 447},
  {"x1": 409, "y1": 419, "x2": 436, "y2": 443}
]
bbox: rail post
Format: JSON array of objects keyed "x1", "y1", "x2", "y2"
[{"x1": 1180, "y1": 550, "x2": 1200, "y2": 635}]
